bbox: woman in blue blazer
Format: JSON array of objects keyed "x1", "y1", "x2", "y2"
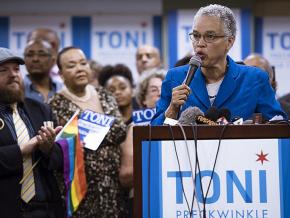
[{"x1": 151, "y1": 4, "x2": 286, "y2": 125}]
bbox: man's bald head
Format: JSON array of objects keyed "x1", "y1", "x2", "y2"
[
  {"x1": 27, "y1": 28, "x2": 60, "y2": 54},
  {"x1": 244, "y1": 53, "x2": 276, "y2": 91},
  {"x1": 136, "y1": 44, "x2": 161, "y2": 74}
]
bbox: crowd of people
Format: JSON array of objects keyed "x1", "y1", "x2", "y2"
[
  {"x1": 0, "y1": 24, "x2": 165, "y2": 217},
  {"x1": 0, "y1": 3, "x2": 288, "y2": 218}
]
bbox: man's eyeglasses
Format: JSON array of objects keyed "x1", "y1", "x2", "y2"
[
  {"x1": 189, "y1": 32, "x2": 227, "y2": 43},
  {"x1": 24, "y1": 52, "x2": 52, "y2": 59}
]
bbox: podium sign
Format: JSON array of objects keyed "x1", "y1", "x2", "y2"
[
  {"x1": 133, "y1": 125, "x2": 290, "y2": 218},
  {"x1": 162, "y1": 139, "x2": 280, "y2": 217}
]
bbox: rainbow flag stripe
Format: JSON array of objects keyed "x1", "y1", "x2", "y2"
[{"x1": 57, "y1": 113, "x2": 87, "y2": 217}]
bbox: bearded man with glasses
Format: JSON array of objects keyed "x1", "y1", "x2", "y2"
[{"x1": 151, "y1": 4, "x2": 286, "y2": 125}]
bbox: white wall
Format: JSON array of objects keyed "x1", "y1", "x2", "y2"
[{"x1": 0, "y1": 0, "x2": 161, "y2": 15}]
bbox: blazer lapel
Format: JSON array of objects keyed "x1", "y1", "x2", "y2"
[
  {"x1": 191, "y1": 69, "x2": 211, "y2": 109},
  {"x1": 213, "y1": 57, "x2": 238, "y2": 108},
  {"x1": 0, "y1": 113, "x2": 16, "y2": 145}
]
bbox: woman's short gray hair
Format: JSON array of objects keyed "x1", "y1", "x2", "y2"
[{"x1": 193, "y1": 4, "x2": 236, "y2": 37}]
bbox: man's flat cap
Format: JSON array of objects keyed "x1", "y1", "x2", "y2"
[{"x1": 0, "y1": 47, "x2": 24, "y2": 65}]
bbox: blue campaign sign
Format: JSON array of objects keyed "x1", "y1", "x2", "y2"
[
  {"x1": 78, "y1": 110, "x2": 114, "y2": 148},
  {"x1": 141, "y1": 138, "x2": 290, "y2": 218},
  {"x1": 132, "y1": 108, "x2": 156, "y2": 125},
  {"x1": 79, "y1": 110, "x2": 115, "y2": 127}
]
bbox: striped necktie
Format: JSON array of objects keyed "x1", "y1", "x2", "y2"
[{"x1": 11, "y1": 104, "x2": 35, "y2": 203}]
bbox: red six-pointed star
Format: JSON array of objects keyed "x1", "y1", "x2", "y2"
[{"x1": 256, "y1": 150, "x2": 269, "y2": 165}]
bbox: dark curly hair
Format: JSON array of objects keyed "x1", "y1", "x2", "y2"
[{"x1": 98, "y1": 64, "x2": 134, "y2": 87}]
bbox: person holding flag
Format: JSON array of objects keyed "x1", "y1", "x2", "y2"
[{"x1": 49, "y1": 47, "x2": 128, "y2": 217}]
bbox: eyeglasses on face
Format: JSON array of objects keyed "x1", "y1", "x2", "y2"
[
  {"x1": 137, "y1": 53, "x2": 156, "y2": 61},
  {"x1": 24, "y1": 52, "x2": 52, "y2": 59},
  {"x1": 146, "y1": 86, "x2": 161, "y2": 95},
  {"x1": 189, "y1": 32, "x2": 227, "y2": 43}
]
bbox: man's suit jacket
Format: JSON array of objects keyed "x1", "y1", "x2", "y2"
[
  {"x1": 0, "y1": 98, "x2": 64, "y2": 218},
  {"x1": 151, "y1": 56, "x2": 287, "y2": 125}
]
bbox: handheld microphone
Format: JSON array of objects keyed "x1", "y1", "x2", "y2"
[
  {"x1": 178, "y1": 106, "x2": 204, "y2": 125},
  {"x1": 177, "y1": 55, "x2": 202, "y2": 117},
  {"x1": 182, "y1": 55, "x2": 202, "y2": 86}
]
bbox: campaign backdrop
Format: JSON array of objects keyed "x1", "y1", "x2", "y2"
[
  {"x1": 0, "y1": 15, "x2": 162, "y2": 81},
  {"x1": 2, "y1": 13, "x2": 290, "y2": 95},
  {"x1": 141, "y1": 138, "x2": 290, "y2": 218},
  {"x1": 167, "y1": 9, "x2": 251, "y2": 68},
  {"x1": 91, "y1": 15, "x2": 161, "y2": 82},
  {"x1": 255, "y1": 16, "x2": 290, "y2": 97},
  {"x1": 8, "y1": 15, "x2": 72, "y2": 54}
]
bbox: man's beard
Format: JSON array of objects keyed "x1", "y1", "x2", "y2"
[
  {"x1": 29, "y1": 72, "x2": 49, "y2": 81},
  {"x1": 0, "y1": 83, "x2": 25, "y2": 104}
]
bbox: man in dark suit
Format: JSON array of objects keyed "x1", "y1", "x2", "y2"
[{"x1": 0, "y1": 47, "x2": 64, "y2": 218}]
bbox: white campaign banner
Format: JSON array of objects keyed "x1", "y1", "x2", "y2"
[
  {"x1": 9, "y1": 15, "x2": 72, "y2": 55},
  {"x1": 9, "y1": 15, "x2": 72, "y2": 77},
  {"x1": 263, "y1": 17, "x2": 290, "y2": 97},
  {"x1": 91, "y1": 15, "x2": 155, "y2": 82},
  {"x1": 161, "y1": 139, "x2": 280, "y2": 218},
  {"x1": 176, "y1": 9, "x2": 242, "y2": 62}
]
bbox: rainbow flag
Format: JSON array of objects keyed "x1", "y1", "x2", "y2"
[{"x1": 56, "y1": 110, "x2": 87, "y2": 217}]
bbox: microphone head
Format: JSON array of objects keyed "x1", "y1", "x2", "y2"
[
  {"x1": 205, "y1": 106, "x2": 219, "y2": 121},
  {"x1": 178, "y1": 106, "x2": 204, "y2": 125},
  {"x1": 189, "y1": 55, "x2": 202, "y2": 67},
  {"x1": 183, "y1": 55, "x2": 202, "y2": 86},
  {"x1": 218, "y1": 108, "x2": 231, "y2": 121}
]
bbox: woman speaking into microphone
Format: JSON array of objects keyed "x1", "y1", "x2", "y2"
[{"x1": 151, "y1": 4, "x2": 287, "y2": 125}]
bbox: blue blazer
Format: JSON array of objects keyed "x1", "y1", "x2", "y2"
[{"x1": 151, "y1": 56, "x2": 287, "y2": 125}]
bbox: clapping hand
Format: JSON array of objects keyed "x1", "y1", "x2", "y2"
[{"x1": 37, "y1": 122, "x2": 62, "y2": 154}]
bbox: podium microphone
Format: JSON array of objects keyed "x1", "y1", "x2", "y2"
[
  {"x1": 205, "y1": 106, "x2": 219, "y2": 122},
  {"x1": 196, "y1": 115, "x2": 218, "y2": 125},
  {"x1": 178, "y1": 106, "x2": 204, "y2": 125},
  {"x1": 217, "y1": 108, "x2": 231, "y2": 125},
  {"x1": 196, "y1": 107, "x2": 219, "y2": 125}
]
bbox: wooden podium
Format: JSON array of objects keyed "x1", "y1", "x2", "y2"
[{"x1": 133, "y1": 124, "x2": 290, "y2": 218}]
